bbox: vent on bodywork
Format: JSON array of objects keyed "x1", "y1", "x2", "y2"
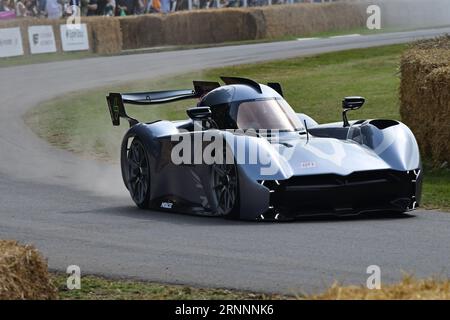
[
  {"x1": 369, "y1": 120, "x2": 399, "y2": 130},
  {"x1": 283, "y1": 170, "x2": 403, "y2": 188},
  {"x1": 266, "y1": 170, "x2": 418, "y2": 217}
]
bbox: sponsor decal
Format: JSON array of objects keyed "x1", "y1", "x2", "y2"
[
  {"x1": 300, "y1": 161, "x2": 316, "y2": 169},
  {"x1": 161, "y1": 202, "x2": 173, "y2": 209}
]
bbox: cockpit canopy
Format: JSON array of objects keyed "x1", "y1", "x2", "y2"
[
  {"x1": 199, "y1": 84, "x2": 304, "y2": 132},
  {"x1": 235, "y1": 98, "x2": 303, "y2": 131}
]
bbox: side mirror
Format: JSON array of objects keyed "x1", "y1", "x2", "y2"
[
  {"x1": 342, "y1": 96, "x2": 365, "y2": 110},
  {"x1": 187, "y1": 106, "x2": 212, "y2": 121},
  {"x1": 342, "y1": 96, "x2": 365, "y2": 127}
]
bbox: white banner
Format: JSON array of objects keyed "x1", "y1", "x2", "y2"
[
  {"x1": 0, "y1": 27, "x2": 24, "y2": 58},
  {"x1": 60, "y1": 24, "x2": 89, "y2": 52},
  {"x1": 28, "y1": 25, "x2": 57, "y2": 54}
]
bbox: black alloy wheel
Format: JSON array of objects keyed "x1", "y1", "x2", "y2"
[
  {"x1": 211, "y1": 161, "x2": 238, "y2": 216},
  {"x1": 127, "y1": 138, "x2": 151, "y2": 209}
]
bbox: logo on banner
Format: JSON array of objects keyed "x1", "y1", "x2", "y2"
[
  {"x1": 0, "y1": 27, "x2": 24, "y2": 58},
  {"x1": 60, "y1": 23, "x2": 89, "y2": 52},
  {"x1": 28, "y1": 25, "x2": 56, "y2": 54}
]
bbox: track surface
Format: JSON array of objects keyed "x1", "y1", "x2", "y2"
[{"x1": 1, "y1": 28, "x2": 450, "y2": 294}]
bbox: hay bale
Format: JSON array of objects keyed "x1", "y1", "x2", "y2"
[
  {"x1": 0, "y1": 240, "x2": 57, "y2": 300},
  {"x1": 310, "y1": 275, "x2": 450, "y2": 300},
  {"x1": 163, "y1": 9, "x2": 260, "y2": 45},
  {"x1": 85, "y1": 17, "x2": 122, "y2": 55},
  {"x1": 246, "y1": 8, "x2": 266, "y2": 40},
  {"x1": 260, "y1": 3, "x2": 365, "y2": 39},
  {"x1": 120, "y1": 15, "x2": 165, "y2": 49},
  {"x1": 400, "y1": 36, "x2": 450, "y2": 165}
]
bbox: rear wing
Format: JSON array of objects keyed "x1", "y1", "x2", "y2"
[
  {"x1": 106, "y1": 81, "x2": 220, "y2": 126},
  {"x1": 106, "y1": 78, "x2": 284, "y2": 126}
]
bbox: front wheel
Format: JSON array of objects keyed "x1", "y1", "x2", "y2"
[
  {"x1": 127, "y1": 138, "x2": 151, "y2": 209},
  {"x1": 210, "y1": 161, "x2": 239, "y2": 218}
]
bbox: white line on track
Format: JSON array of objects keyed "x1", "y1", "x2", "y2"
[
  {"x1": 330, "y1": 34, "x2": 362, "y2": 39},
  {"x1": 296, "y1": 37, "x2": 320, "y2": 41}
]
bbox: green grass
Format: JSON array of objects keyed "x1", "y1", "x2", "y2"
[
  {"x1": 25, "y1": 44, "x2": 450, "y2": 210},
  {"x1": 0, "y1": 51, "x2": 98, "y2": 68},
  {"x1": 422, "y1": 165, "x2": 450, "y2": 210},
  {"x1": 53, "y1": 274, "x2": 286, "y2": 300}
]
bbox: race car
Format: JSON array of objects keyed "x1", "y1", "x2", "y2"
[{"x1": 106, "y1": 77, "x2": 422, "y2": 221}]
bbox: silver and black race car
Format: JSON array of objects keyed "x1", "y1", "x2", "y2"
[{"x1": 106, "y1": 77, "x2": 422, "y2": 221}]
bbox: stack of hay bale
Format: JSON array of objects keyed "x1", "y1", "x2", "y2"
[
  {"x1": 120, "y1": 8, "x2": 264, "y2": 49},
  {"x1": 1, "y1": 2, "x2": 366, "y2": 53},
  {"x1": 120, "y1": 2, "x2": 365, "y2": 49},
  {"x1": 85, "y1": 17, "x2": 123, "y2": 55},
  {"x1": 400, "y1": 36, "x2": 450, "y2": 166}
]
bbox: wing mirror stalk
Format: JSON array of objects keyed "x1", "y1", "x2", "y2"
[{"x1": 342, "y1": 97, "x2": 365, "y2": 127}]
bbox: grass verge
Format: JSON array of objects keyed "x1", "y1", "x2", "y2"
[
  {"x1": 53, "y1": 274, "x2": 286, "y2": 300},
  {"x1": 53, "y1": 273, "x2": 450, "y2": 300},
  {"x1": 25, "y1": 44, "x2": 450, "y2": 210}
]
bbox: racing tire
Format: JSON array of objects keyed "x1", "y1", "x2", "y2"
[
  {"x1": 210, "y1": 154, "x2": 239, "y2": 219},
  {"x1": 127, "y1": 137, "x2": 151, "y2": 209}
]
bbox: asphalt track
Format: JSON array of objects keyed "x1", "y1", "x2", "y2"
[{"x1": 1, "y1": 28, "x2": 450, "y2": 294}]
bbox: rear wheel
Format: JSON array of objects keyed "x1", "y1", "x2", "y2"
[
  {"x1": 211, "y1": 161, "x2": 239, "y2": 218},
  {"x1": 127, "y1": 138, "x2": 151, "y2": 209}
]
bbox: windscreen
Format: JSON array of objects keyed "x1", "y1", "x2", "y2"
[{"x1": 236, "y1": 98, "x2": 304, "y2": 131}]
